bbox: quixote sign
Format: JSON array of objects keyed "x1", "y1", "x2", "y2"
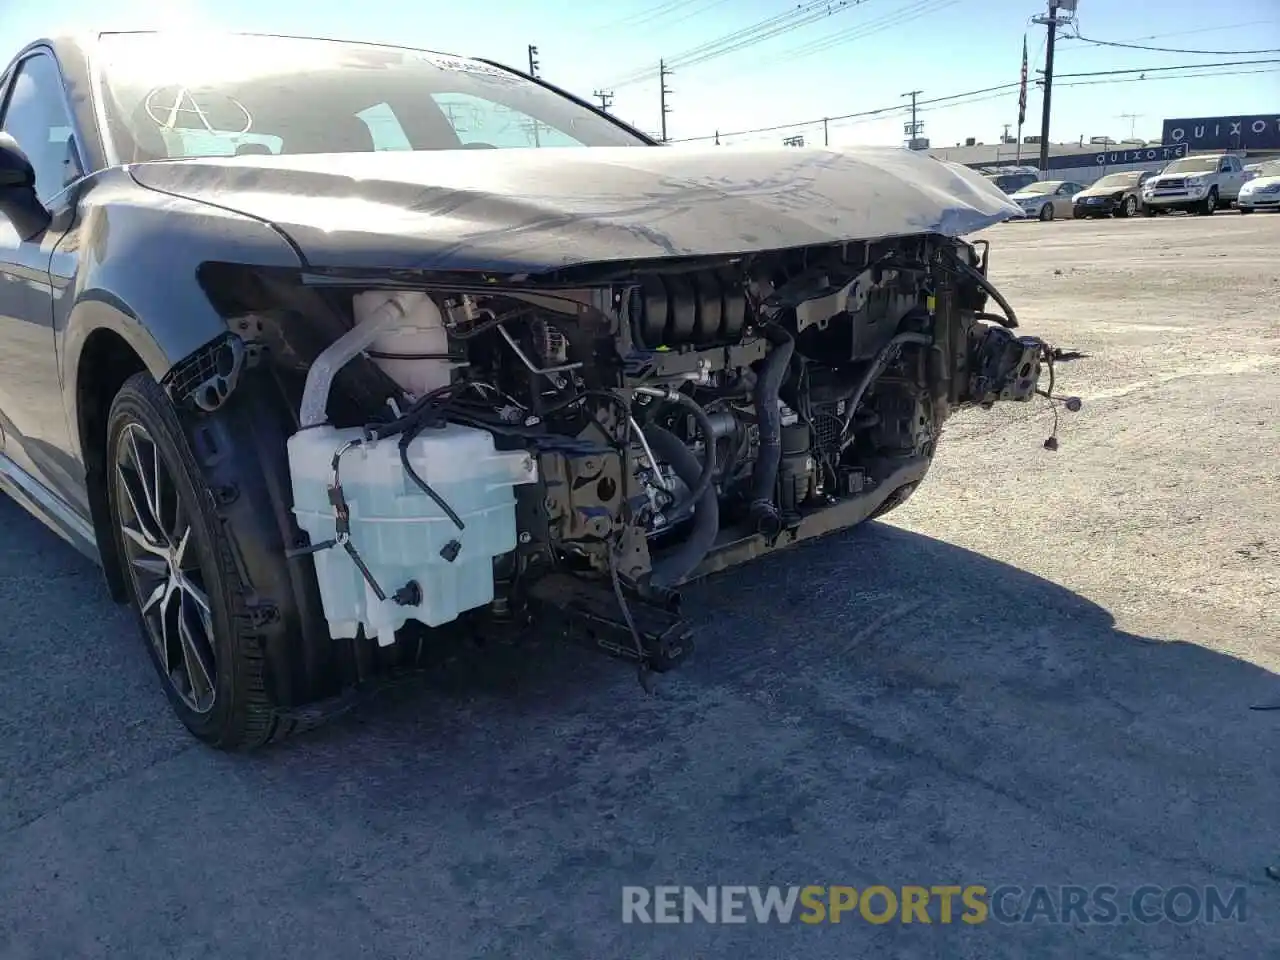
[
  {"x1": 1090, "y1": 143, "x2": 1188, "y2": 167},
  {"x1": 985, "y1": 142, "x2": 1187, "y2": 172},
  {"x1": 1161, "y1": 115, "x2": 1280, "y2": 151}
]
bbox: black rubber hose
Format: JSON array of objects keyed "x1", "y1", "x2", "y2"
[
  {"x1": 838, "y1": 331, "x2": 933, "y2": 451},
  {"x1": 748, "y1": 328, "x2": 795, "y2": 537},
  {"x1": 647, "y1": 389, "x2": 717, "y2": 518},
  {"x1": 644, "y1": 426, "x2": 719, "y2": 588}
]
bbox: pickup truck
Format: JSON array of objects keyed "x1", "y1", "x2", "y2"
[{"x1": 1140, "y1": 153, "x2": 1247, "y2": 215}]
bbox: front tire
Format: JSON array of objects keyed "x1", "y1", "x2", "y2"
[
  {"x1": 1197, "y1": 189, "x2": 1218, "y2": 215},
  {"x1": 1038, "y1": 203, "x2": 1054, "y2": 222},
  {"x1": 107, "y1": 373, "x2": 276, "y2": 749},
  {"x1": 1118, "y1": 196, "x2": 1137, "y2": 218}
]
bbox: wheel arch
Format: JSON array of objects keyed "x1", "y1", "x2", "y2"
[
  {"x1": 62, "y1": 187, "x2": 306, "y2": 599},
  {"x1": 63, "y1": 278, "x2": 233, "y2": 599}
]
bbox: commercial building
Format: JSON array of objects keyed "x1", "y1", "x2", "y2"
[
  {"x1": 927, "y1": 113, "x2": 1279, "y2": 184},
  {"x1": 926, "y1": 138, "x2": 1189, "y2": 184}
]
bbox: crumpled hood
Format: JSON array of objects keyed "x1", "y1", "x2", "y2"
[
  {"x1": 1074, "y1": 182, "x2": 1134, "y2": 198},
  {"x1": 129, "y1": 145, "x2": 1022, "y2": 274}
]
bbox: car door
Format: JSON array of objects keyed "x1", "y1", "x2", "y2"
[
  {"x1": 0, "y1": 50, "x2": 82, "y2": 503},
  {"x1": 1219, "y1": 156, "x2": 1242, "y2": 199},
  {"x1": 1053, "y1": 182, "x2": 1077, "y2": 218}
]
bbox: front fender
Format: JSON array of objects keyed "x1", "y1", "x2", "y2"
[{"x1": 60, "y1": 176, "x2": 302, "y2": 462}]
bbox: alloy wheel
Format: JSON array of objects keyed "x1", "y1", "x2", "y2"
[
  {"x1": 1124, "y1": 197, "x2": 1136, "y2": 216},
  {"x1": 115, "y1": 422, "x2": 217, "y2": 714}
]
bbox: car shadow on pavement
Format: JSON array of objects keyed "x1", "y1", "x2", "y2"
[
  {"x1": 242, "y1": 519, "x2": 1278, "y2": 957},
  {"x1": 2, "y1": 494, "x2": 1277, "y2": 960}
]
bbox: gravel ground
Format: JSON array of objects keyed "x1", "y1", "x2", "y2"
[{"x1": 1, "y1": 212, "x2": 1277, "y2": 960}]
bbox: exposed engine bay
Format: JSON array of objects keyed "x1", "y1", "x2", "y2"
[{"x1": 208, "y1": 233, "x2": 1071, "y2": 688}]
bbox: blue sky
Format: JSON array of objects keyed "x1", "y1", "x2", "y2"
[{"x1": 2, "y1": 0, "x2": 1277, "y2": 148}]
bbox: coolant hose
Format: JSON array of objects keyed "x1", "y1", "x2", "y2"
[
  {"x1": 299, "y1": 296, "x2": 407, "y2": 428},
  {"x1": 748, "y1": 328, "x2": 795, "y2": 537},
  {"x1": 644, "y1": 426, "x2": 719, "y2": 588}
]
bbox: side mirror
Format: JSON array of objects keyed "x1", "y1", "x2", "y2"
[{"x1": 0, "y1": 132, "x2": 52, "y2": 240}]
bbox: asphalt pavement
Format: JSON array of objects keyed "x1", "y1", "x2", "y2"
[{"x1": 1, "y1": 211, "x2": 1277, "y2": 959}]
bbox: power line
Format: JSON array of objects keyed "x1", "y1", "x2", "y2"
[
  {"x1": 779, "y1": 0, "x2": 956, "y2": 62},
  {"x1": 670, "y1": 60, "x2": 1271, "y2": 144},
  {"x1": 1064, "y1": 28, "x2": 1280, "y2": 56},
  {"x1": 678, "y1": 0, "x2": 956, "y2": 87},
  {"x1": 1052, "y1": 67, "x2": 1280, "y2": 89},
  {"x1": 604, "y1": 0, "x2": 870, "y2": 88},
  {"x1": 604, "y1": 0, "x2": 703, "y2": 29},
  {"x1": 653, "y1": 0, "x2": 739, "y2": 31},
  {"x1": 1051, "y1": 57, "x2": 1280, "y2": 78},
  {"x1": 672, "y1": 79, "x2": 1023, "y2": 142},
  {"x1": 1057, "y1": 20, "x2": 1279, "y2": 50}
]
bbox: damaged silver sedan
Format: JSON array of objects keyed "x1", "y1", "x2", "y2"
[{"x1": 0, "y1": 32, "x2": 1063, "y2": 747}]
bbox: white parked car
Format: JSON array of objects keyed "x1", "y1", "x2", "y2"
[
  {"x1": 1009, "y1": 180, "x2": 1087, "y2": 221},
  {"x1": 1141, "y1": 154, "x2": 1247, "y2": 215},
  {"x1": 1237, "y1": 160, "x2": 1280, "y2": 213}
]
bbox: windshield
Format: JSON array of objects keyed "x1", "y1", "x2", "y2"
[
  {"x1": 1093, "y1": 172, "x2": 1141, "y2": 189},
  {"x1": 1161, "y1": 156, "x2": 1220, "y2": 174},
  {"x1": 989, "y1": 174, "x2": 1028, "y2": 192},
  {"x1": 1017, "y1": 181, "x2": 1059, "y2": 195},
  {"x1": 94, "y1": 32, "x2": 649, "y2": 162}
]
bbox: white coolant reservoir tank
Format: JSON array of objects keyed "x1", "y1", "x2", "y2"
[
  {"x1": 353, "y1": 290, "x2": 454, "y2": 398},
  {"x1": 287, "y1": 423, "x2": 538, "y2": 646}
]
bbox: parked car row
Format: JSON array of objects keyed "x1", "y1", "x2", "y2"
[{"x1": 986, "y1": 154, "x2": 1280, "y2": 222}]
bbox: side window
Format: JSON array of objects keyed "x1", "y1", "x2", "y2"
[
  {"x1": 1218, "y1": 158, "x2": 1232, "y2": 173},
  {"x1": 430, "y1": 92, "x2": 586, "y2": 149},
  {"x1": 0, "y1": 53, "x2": 79, "y2": 204}
]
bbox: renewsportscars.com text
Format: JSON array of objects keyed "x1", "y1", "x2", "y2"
[{"x1": 621, "y1": 884, "x2": 1248, "y2": 925}]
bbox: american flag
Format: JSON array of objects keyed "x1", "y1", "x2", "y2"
[{"x1": 1018, "y1": 34, "x2": 1029, "y2": 127}]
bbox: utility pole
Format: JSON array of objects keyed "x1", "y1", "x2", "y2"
[
  {"x1": 1117, "y1": 112, "x2": 1142, "y2": 140},
  {"x1": 1002, "y1": 123, "x2": 1012, "y2": 143},
  {"x1": 1036, "y1": 4, "x2": 1056, "y2": 172},
  {"x1": 823, "y1": 117, "x2": 829, "y2": 146},
  {"x1": 902, "y1": 89, "x2": 923, "y2": 148},
  {"x1": 1031, "y1": 0, "x2": 1076, "y2": 171},
  {"x1": 593, "y1": 89, "x2": 614, "y2": 112},
  {"x1": 659, "y1": 60, "x2": 674, "y2": 142}
]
